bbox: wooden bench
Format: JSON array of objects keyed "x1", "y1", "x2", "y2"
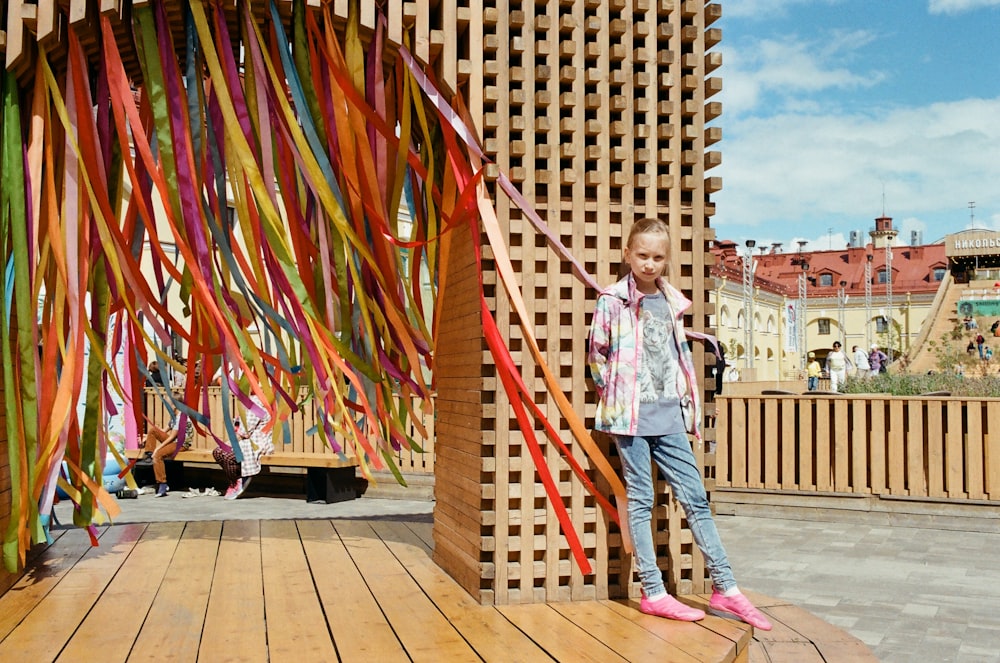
[{"x1": 136, "y1": 388, "x2": 360, "y2": 502}]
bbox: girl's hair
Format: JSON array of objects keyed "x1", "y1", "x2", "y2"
[
  {"x1": 619, "y1": 217, "x2": 670, "y2": 278},
  {"x1": 626, "y1": 217, "x2": 670, "y2": 248}
]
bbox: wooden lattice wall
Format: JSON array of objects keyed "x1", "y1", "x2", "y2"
[
  {"x1": 431, "y1": 0, "x2": 723, "y2": 604},
  {"x1": 1, "y1": 0, "x2": 722, "y2": 605}
]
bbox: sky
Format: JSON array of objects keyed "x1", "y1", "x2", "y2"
[{"x1": 712, "y1": 0, "x2": 1000, "y2": 253}]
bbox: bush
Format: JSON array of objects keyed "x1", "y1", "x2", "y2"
[{"x1": 841, "y1": 372, "x2": 1000, "y2": 397}]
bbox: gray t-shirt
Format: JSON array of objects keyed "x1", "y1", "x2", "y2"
[{"x1": 635, "y1": 293, "x2": 687, "y2": 437}]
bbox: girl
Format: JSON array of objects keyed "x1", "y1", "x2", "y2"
[{"x1": 587, "y1": 218, "x2": 771, "y2": 629}]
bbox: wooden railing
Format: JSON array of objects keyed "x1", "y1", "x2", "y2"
[
  {"x1": 715, "y1": 394, "x2": 1000, "y2": 502},
  {"x1": 142, "y1": 387, "x2": 435, "y2": 475}
]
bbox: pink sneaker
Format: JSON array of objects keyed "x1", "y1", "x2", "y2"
[
  {"x1": 640, "y1": 594, "x2": 706, "y2": 621},
  {"x1": 709, "y1": 590, "x2": 773, "y2": 630},
  {"x1": 224, "y1": 479, "x2": 242, "y2": 500}
]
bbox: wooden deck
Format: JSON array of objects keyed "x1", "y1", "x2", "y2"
[{"x1": 0, "y1": 519, "x2": 874, "y2": 662}]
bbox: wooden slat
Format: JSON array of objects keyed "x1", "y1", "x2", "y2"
[
  {"x1": 199, "y1": 520, "x2": 267, "y2": 662},
  {"x1": 814, "y1": 399, "x2": 831, "y2": 491},
  {"x1": 798, "y1": 398, "x2": 814, "y2": 490},
  {"x1": 869, "y1": 399, "x2": 886, "y2": 494},
  {"x1": 730, "y1": 398, "x2": 747, "y2": 488},
  {"x1": 780, "y1": 398, "x2": 796, "y2": 490},
  {"x1": 987, "y1": 401, "x2": 1000, "y2": 500},
  {"x1": 259, "y1": 520, "x2": 338, "y2": 661},
  {"x1": 128, "y1": 521, "x2": 221, "y2": 661},
  {"x1": 887, "y1": 399, "x2": 905, "y2": 494},
  {"x1": 946, "y1": 400, "x2": 966, "y2": 498},
  {"x1": 850, "y1": 397, "x2": 868, "y2": 493},
  {"x1": 335, "y1": 519, "x2": 480, "y2": 661},
  {"x1": 832, "y1": 399, "x2": 849, "y2": 492},
  {"x1": 763, "y1": 398, "x2": 778, "y2": 489},
  {"x1": 57, "y1": 522, "x2": 184, "y2": 662},
  {"x1": 966, "y1": 401, "x2": 985, "y2": 499},
  {"x1": 0, "y1": 524, "x2": 146, "y2": 660},
  {"x1": 906, "y1": 398, "x2": 927, "y2": 496},
  {"x1": 497, "y1": 603, "x2": 627, "y2": 663},
  {"x1": 369, "y1": 520, "x2": 548, "y2": 661},
  {"x1": 747, "y1": 398, "x2": 762, "y2": 488},
  {"x1": 0, "y1": 528, "x2": 92, "y2": 640},
  {"x1": 716, "y1": 397, "x2": 730, "y2": 486},
  {"x1": 926, "y1": 399, "x2": 945, "y2": 497},
  {"x1": 298, "y1": 519, "x2": 409, "y2": 661}
]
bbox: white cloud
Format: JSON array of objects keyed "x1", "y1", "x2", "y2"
[
  {"x1": 713, "y1": 97, "x2": 1000, "y2": 237},
  {"x1": 725, "y1": 0, "x2": 842, "y2": 19},
  {"x1": 928, "y1": 0, "x2": 1000, "y2": 15},
  {"x1": 719, "y1": 32, "x2": 884, "y2": 117}
]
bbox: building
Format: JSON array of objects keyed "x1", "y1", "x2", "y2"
[{"x1": 710, "y1": 216, "x2": 947, "y2": 382}]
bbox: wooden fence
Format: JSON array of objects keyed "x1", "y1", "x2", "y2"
[
  {"x1": 715, "y1": 394, "x2": 1000, "y2": 502},
  {"x1": 142, "y1": 387, "x2": 435, "y2": 475}
]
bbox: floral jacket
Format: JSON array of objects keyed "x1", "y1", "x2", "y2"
[{"x1": 587, "y1": 273, "x2": 702, "y2": 439}]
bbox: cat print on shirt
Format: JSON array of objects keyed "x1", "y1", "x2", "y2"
[{"x1": 637, "y1": 308, "x2": 678, "y2": 403}]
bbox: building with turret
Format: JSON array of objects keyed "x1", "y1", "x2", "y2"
[{"x1": 711, "y1": 216, "x2": 947, "y2": 382}]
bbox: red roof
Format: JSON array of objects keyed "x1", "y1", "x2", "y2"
[{"x1": 711, "y1": 240, "x2": 946, "y2": 297}]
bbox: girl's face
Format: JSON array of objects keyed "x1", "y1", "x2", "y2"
[{"x1": 624, "y1": 232, "x2": 669, "y2": 294}]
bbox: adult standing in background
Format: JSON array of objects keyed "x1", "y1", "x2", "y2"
[
  {"x1": 825, "y1": 341, "x2": 849, "y2": 392},
  {"x1": 851, "y1": 345, "x2": 870, "y2": 377},
  {"x1": 869, "y1": 344, "x2": 888, "y2": 377}
]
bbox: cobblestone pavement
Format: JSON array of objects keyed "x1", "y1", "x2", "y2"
[{"x1": 716, "y1": 514, "x2": 1000, "y2": 663}]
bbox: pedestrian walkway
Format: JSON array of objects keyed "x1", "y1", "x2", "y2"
[
  {"x1": 51, "y1": 493, "x2": 999, "y2": 662},
  {"x1": 716, "y1": 513, "x2": 1000, "y2": 663}
]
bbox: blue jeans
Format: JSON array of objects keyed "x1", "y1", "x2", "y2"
[
  {"x1": 808, "y1": 376, "x2": 818, "y2": 391},
  {"x1": 616, "y1": 433, "x2": 736, "y2": 597}
]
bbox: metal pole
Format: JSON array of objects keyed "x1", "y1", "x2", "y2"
[
  {"x1": 742, "y1": 240, "x2": 756, "y2": 370},
  {"x1": 838, "y1": 280, "x2": 847, "y2": 348},
  {"x1": 885, "y1": 243, "x2": 894, "y2": 361},
  {"x1": 865, "y1": 254, "x2": 873, "y2": 349},
  {"x1": 798, "y1": 263, "x2": 809, "y2": 370}
]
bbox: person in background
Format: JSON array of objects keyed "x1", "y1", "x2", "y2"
[
  {"x1": 825, "y1": 341, "x2": 849, "y2": 392},
  {"x1": 212, "y1": 394, "x2": 274, "y2": 500},
  {"x1": 172, "y1": 358, "x2": 188, "y2": 389},
  {"x1": 869, "y1": 344, "x2": 888, "y2": 377},
  {"x1": 136, "y1": 416, "x2": 195, "y2": 497},
  {"x1": 806, "y1": 352, "x2": 821, "y2": 391},
  {"x1": 587, "y1": 217, "x2": 771, "y2": 630},
  {"x1": 976, "y1": 333, "x2": 986, "y2": 359},
  {"x1": 851, "y1": 345, "x2": 869, "y2": 378},
  {"x1": 145, "y1": 360, "x2": 165, "y2": 387}
]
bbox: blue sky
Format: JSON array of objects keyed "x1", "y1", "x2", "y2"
[{"x1": 712, "y1": 0, "x2": 1000, "y2": 252}]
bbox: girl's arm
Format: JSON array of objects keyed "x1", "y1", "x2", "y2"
[{"x1": 587, "y1": 296, "x2": 614, "y2": 394}]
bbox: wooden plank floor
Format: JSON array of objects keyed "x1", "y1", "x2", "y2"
[{"x1": 0, "y1": 518, "x2": 874, "y2": 662}]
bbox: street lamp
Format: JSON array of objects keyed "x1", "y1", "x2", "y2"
[
  {"x1": 742, "y1": 239, "x2": 756, "y2": 370},
  {"x1": 798, "y1": 261, "x2": 810, "y2": 369},
  {"x1": 837, "y1": 280, "x2": 848, "y2": 348},
  {"x1": 865, "y1": 254, "x2": 873, "y2": 349}
]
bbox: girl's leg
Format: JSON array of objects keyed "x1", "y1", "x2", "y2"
[
  {"x1": 650, "y1": 432, "x2": 737, "y2": 593},
  {"x1": 152, "y1": 439, "x2": 178, "y2": 485},
  {"x1": 212, "y1": 447, "x2": 241, "y2": 486},
  {"x1": 614, "y1": 436, "x2": 664, "y2": 598}
]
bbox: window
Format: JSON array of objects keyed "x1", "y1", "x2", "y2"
[
  {"x1": 933, "y1": 267, "x2": 946, "y2": 281},
  {"x1": 876, "y1": 316, "x2": 889, "y2": 333},
  {"x1": 878, "y1": 269, "x2": 890, "y2": 284},
  {"x1": 817, "y1": 318, "x2": 831, "y2": 335},
  {"x1": 819, "y1": 273, "x2": 833, "y2": 287}
]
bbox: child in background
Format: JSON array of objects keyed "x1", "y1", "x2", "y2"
[
  {"x1": 806, "y1": 352, "x2": 821, "y2": 391},
  {"x1": 587, "y1": 217, "x2": 771, "y2": 630}
]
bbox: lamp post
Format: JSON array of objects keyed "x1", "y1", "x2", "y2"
[
  {"x1": 865, "y1": 254, "x2": 873, "y2": 350},
  {"x1": 837, "y1": 280, "x2": 848, "y2": 348},
  {"x1": 798, "y1": 261, "x2": 809, "y2": 369},
  {"x1": 742, "y1": 239, "x2": 756, "y2": 371}
]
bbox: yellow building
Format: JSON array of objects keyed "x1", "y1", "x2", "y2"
[{"x1": 710, "y1": 217, "x2": 947, "y2": 382}]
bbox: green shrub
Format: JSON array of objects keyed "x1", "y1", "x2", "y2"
[{"x1": 841, "y1": 372, "x2": 1000, "y2": 397}]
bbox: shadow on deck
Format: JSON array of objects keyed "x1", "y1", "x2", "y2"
[{"x1": 0, "y1": 519, "x2": 874, "y2": 662}]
